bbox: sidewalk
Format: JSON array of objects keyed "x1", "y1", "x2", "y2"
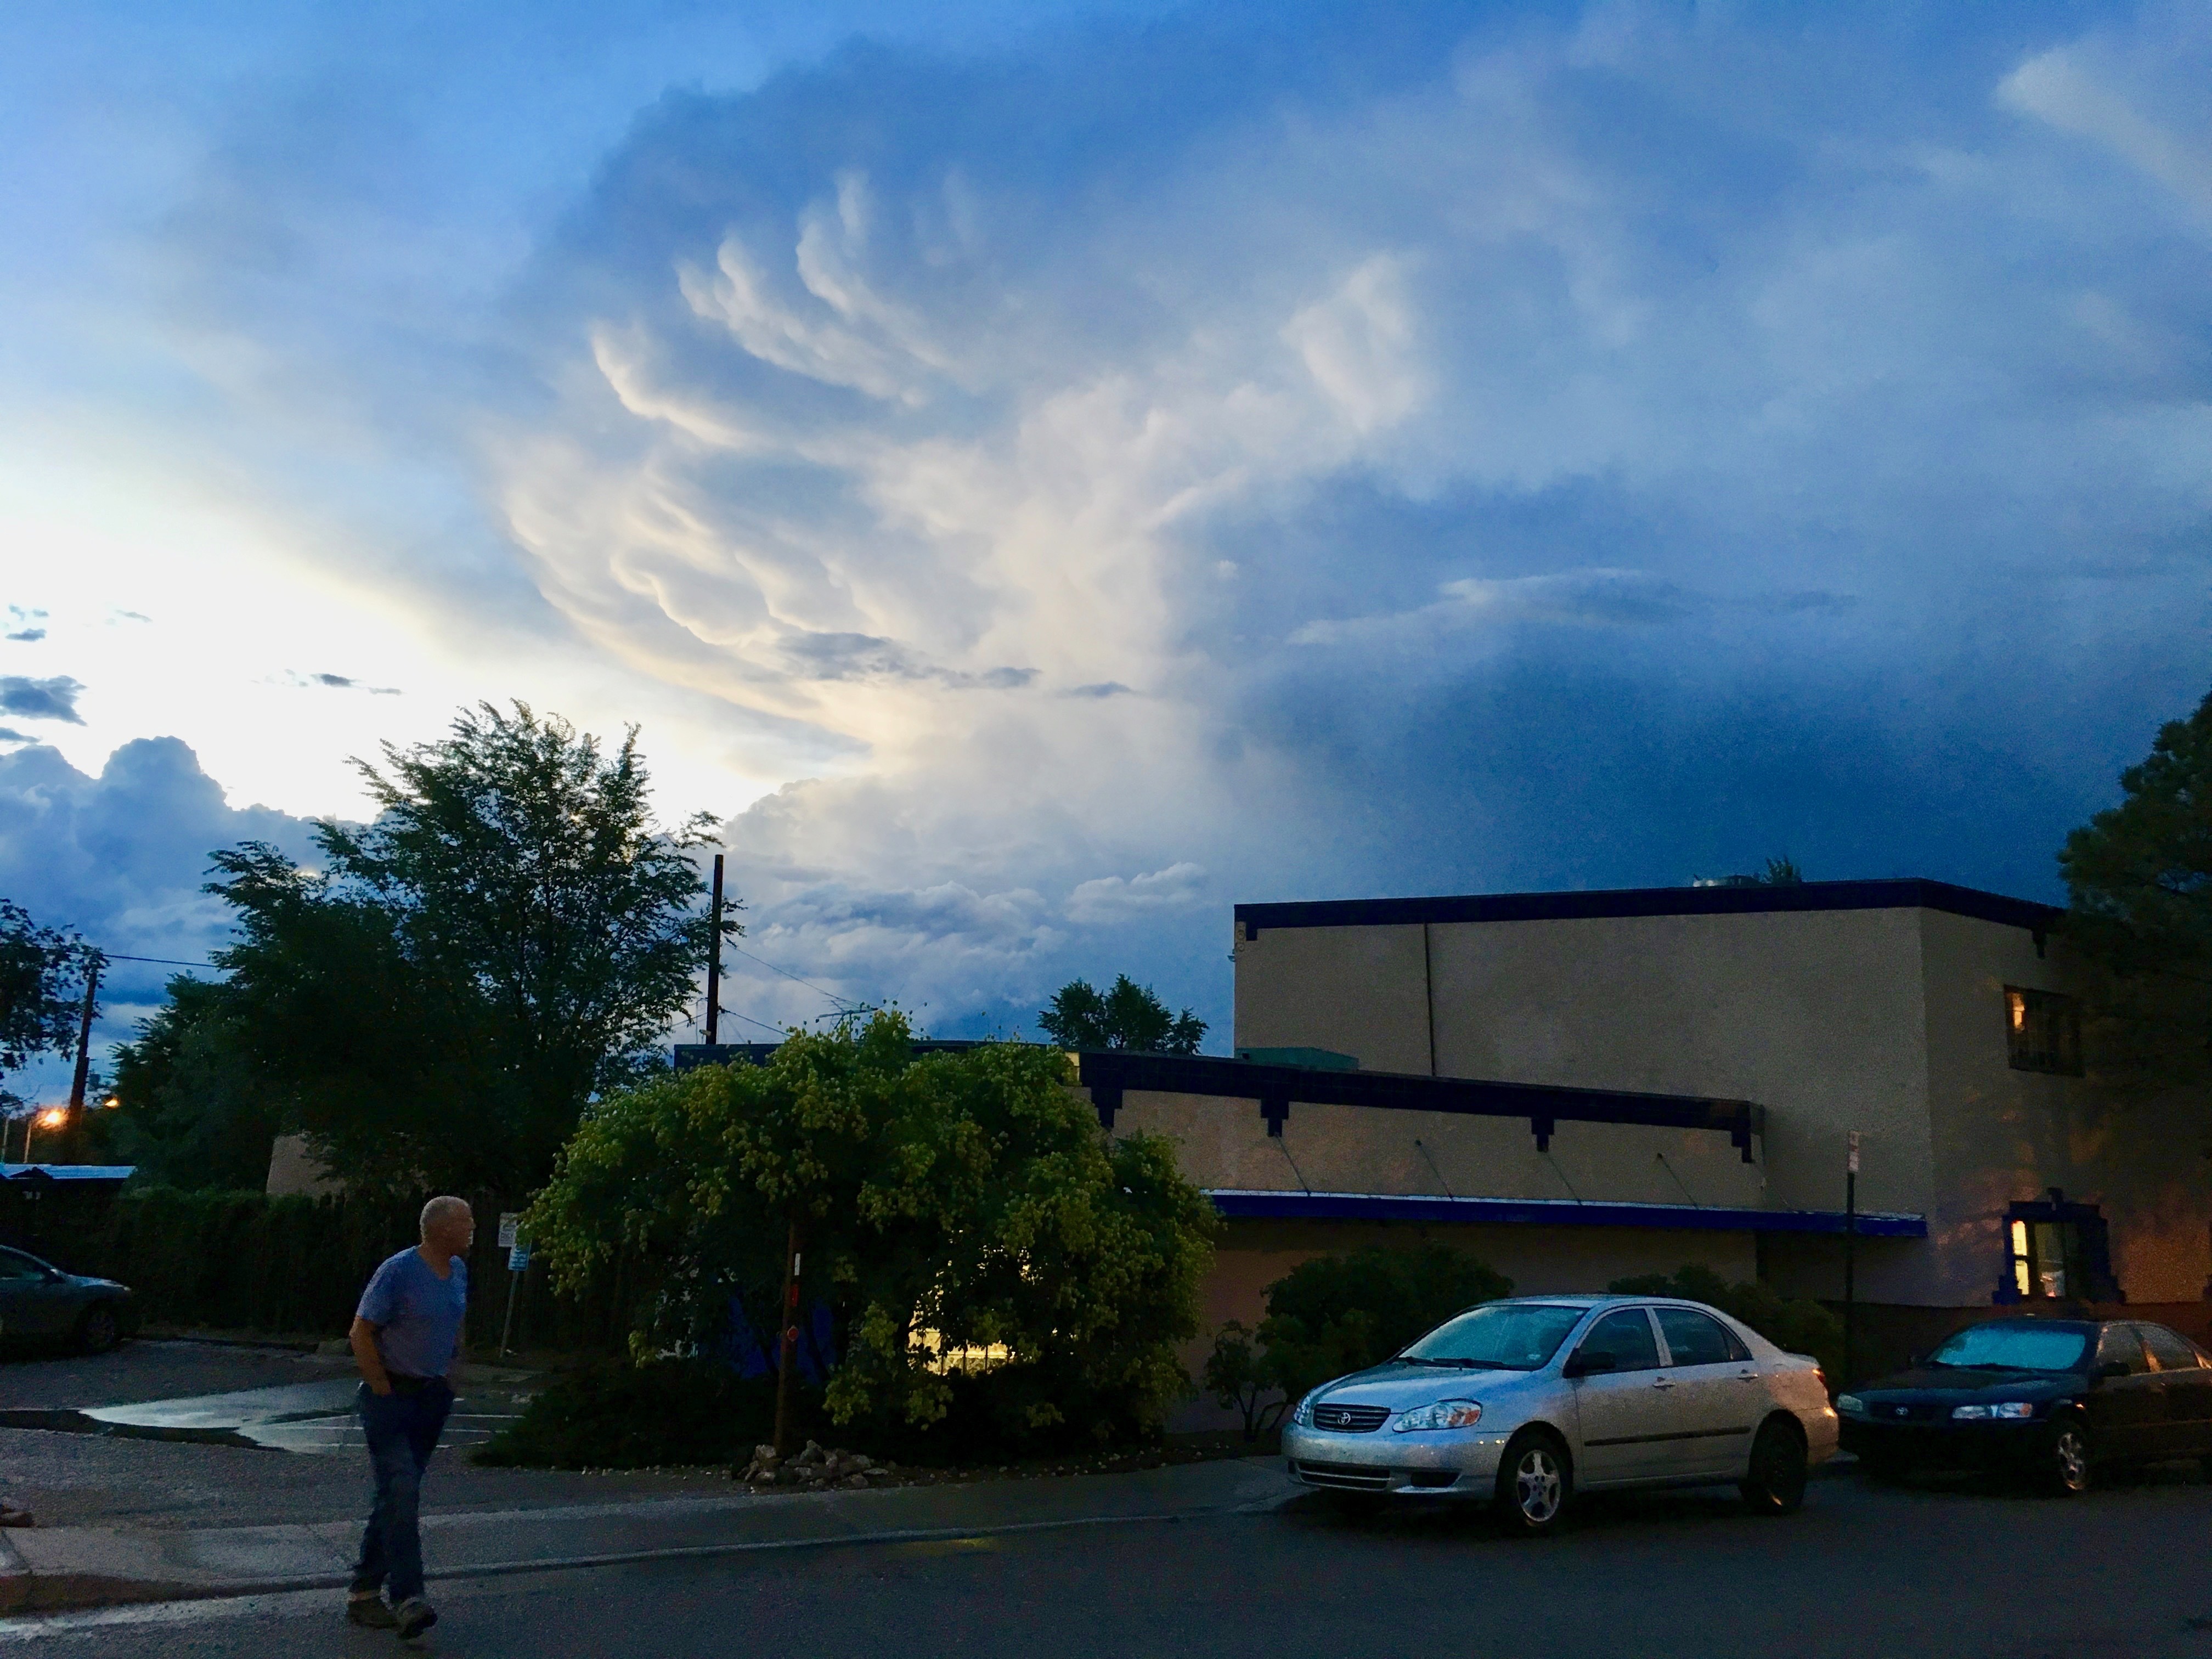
[{"x1": 0, "y1": 1456, "x2": 1300, "y2": 1616}]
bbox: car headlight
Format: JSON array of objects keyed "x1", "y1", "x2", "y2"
[
  {"x1": 1836, "y1": 1394, "x2": 1865, "y2": 1417},
  {"x1": 1391, "y1": 1399, "x2": 1483, "y2": 1433},
  {"x1": 1290, "y1": 1393, "x2": 1315, "y2": 1428},
  {"x1": 1951, "y1": 1401, "x2": 2036, "y2": 1421}
]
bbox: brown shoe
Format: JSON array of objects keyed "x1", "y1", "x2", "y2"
[{"x1": 0, "y1": 1507, "x2": 34, "y2": 1528}]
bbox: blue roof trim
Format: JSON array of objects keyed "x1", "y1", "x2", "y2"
[
  {"x1": 2, "y1": 1165, "x2": 136, "y2": 1182},
  {"x1": 1204, "y1": 1189, "x2": 1927, "y2": 1237},
  {"x1": 1234, "y1": 878, "x2": 2059, "y2": 938}
]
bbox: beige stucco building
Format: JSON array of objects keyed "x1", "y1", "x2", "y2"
[{"x1": 1088, "y1": 879, "x2": 2210, "y2": 1395}]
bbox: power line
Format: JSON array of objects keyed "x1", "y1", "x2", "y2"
[
  {"x1": 99, "y1": 953, "x2": 222, "y2": 970},
  {"x1": 727, "y1": 946, "x2": 867, "y2": 1013}
]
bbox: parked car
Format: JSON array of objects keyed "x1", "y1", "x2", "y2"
[
  {"x1": 1281, "y1": 1294, "x2": 1839, "y2": 1535},
  {"x1": 0, "y1": 1244, "x2": 136, "y2": 1353},
  {"x1": 1837, "y1": 1317, "x2": 2212, "y2": 1493}
]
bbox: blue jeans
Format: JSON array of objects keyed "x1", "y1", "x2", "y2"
[{"x1": 353, "y1": 1379, "x2": 453, "y2": 1604}]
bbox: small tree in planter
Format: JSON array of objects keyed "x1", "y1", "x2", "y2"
[{"x1": 1203, "y1": 1321, "x2": 1288, "y2": 1443}]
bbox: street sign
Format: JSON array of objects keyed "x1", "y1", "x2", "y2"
[
  {"x1": 1847, "y1": 1131, "x2": 1861, "y2": 1175},
  {"x1": 508, "y1": 1243, "x2": 532, "y2": 1273},
  {"x1": 497, "y1": 1212, "x2": 521, "y2": 1250}
]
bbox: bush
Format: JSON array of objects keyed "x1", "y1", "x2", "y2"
[
  {"x1": 474, "y1": 1358, "x2": 1161, "y2": 1470},
  {"x1": 1255, "y1": 1246, "x2": 1515, "y2": 1403},
  {"x1": 526, "y1": 1015, "x2": 1218, "y2": 1446},
  {"x1": 1606, "y1": 1263, "x2": 1844, "y2": 1381},
  {"x1": 474, "y1": 1362, "x2": 805, "y2": 1469}
]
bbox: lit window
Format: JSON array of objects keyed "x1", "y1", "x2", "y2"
[
  {"x1": 2004, "y1": 988, "x2": 2083, "y2": 1076},
  {"x1": 2010, "y1": 1221, "x2": 2031, "y2": 1298}
]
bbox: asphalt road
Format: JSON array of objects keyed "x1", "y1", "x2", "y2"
[{"x1": 13, "y1": 1466, "x2": 2212, "y2": 1659}]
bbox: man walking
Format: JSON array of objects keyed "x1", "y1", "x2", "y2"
[{"x1": 346, "y1": 1195, "x2": 474, "y2": 1639}]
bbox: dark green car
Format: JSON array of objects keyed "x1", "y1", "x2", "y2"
[{"x1": 0, "y1": 1244, "x2": 135, "y2": 1353}]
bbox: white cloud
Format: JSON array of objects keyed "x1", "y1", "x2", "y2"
[{"x1": 1066, "y1": 862, "x2": 1208, "y2": 926}]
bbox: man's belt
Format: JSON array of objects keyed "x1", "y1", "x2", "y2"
[{"x1": 385, "y1": 1374, "x2": 444, "y2": 1395}]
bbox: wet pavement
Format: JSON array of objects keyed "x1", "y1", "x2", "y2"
[{"x1": 0, "y1": 1340, "x2": 534, "y2": 1454}]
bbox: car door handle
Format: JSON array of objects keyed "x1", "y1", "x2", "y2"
[
  {"x1": 1736, "y1": 1371, "x2": 1759, "y2": 1381},
  {"x1": 1651, "y1": 1376, "x2": 1675, "y2": 1389}
]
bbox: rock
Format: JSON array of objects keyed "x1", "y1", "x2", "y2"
[
  {"x1": 796, "y1": 1443, "x2": 825, "y2": 1466},
  {"x1": 848, "y1": 1454, "x2": 872, "y2": 1472},
  {"x1": 843, "y1": 1473, "x2": 868, "y2": 1489},
  {"x1": 753, "y1": 1444, "x2": 779, "y2": 1466}
]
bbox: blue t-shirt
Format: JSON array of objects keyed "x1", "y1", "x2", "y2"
[{"x1": 356, "y1": 1248, "x2": 468, "y2": 1380}]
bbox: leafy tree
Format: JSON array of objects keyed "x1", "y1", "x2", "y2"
[
  {"x1": 0, "y1": 900, "x2": 88, "y2": 1105},
  {"x1": 205, "y1": 702, "x2": 735, "y2": 1195},
  {"x1": 1254, "y1": 1245, "x2": 1514, "y2": 1404},
  {"x1": 1037, "y1": 974, "x2": 1205, "y2": 1053},
  {"x1": 2059, "y1": 688, "x2": 2212, "y2": 1120},
  {"x1": 1607, "y1": 1263, "x2": 1843, "y2": 1381},
  {"x1": 101, "y1": 977, "x2": 284, "y2": 1190},
  {"x1": 526, "y1": 1014, "x2": 1219, "y2": 1441}
]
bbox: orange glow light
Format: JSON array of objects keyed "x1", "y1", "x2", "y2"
[{"x1": 36, "y1": 1108, "x2": 66, "y2": 1128}]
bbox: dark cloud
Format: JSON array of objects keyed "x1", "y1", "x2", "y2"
[
  {"x1": 0, "y1": 738, "x2": 318, "y2": 1085},
  {"x1": 5, "y1": 630, "x2": 45, "y2": 642},
  {"x1": 0, "y1": 729, "x2": 30, "y2": 745},
  {"x1": 777, "y1": 632, "x2": 1035, "y2": 690},
  {"x1": 0, "y1": 676, "x2": 85, "y2": 723},
  {"x1": 281, "y1": 670, "x2": 403, "y2": 695},
  {"x1": 1065, "y1": 682, "x2": 1135, "y2": 699}
]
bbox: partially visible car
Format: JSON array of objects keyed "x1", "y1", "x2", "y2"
[
  {"x1": 1837, "y1": 1317, "x2": 2212, "y2": 1494},
  {"x1": 1280, "y1": 1294, "x2": 1838, "y2": 1535},
  {"x1": 0, "y1": 1244, "x2": 136, "y2": 1353}
]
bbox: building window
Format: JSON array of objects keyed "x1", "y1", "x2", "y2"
[
  {"x1": 2005, "y1": 987, "x2": 2082, "y2": 1076},
  {"x1": 2008, "y1": 1217, "x2": 2083, "y2": 1300}
]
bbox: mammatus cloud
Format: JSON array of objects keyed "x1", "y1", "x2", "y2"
[
  {"x1": 30, "y1": 4, "x2": 2205, "y2": 1043},
  {"x1": 0, "y1": 676, "x2": 86, "y2": 723}
]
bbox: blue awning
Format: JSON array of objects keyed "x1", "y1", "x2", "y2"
[
  {"x1": 1205, "y1": 1188, "x2": 1926, "y2": 1237},
  {"x1": 2, "y1": 1165, "x2": 137, "y2": 1182}
]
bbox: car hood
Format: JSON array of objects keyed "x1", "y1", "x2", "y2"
[
  {"x1": 63, "y1": 1275, "x2": 128, "y2": 1294},
  {"x1": 1310, "y1": 1361, "x2": 1548, "y2": 1410},
  {"x1": 1854, "y1": 1366, "x2": 2080, "y2": 1401}
]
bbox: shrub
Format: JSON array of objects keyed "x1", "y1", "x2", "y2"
[
  {"x1": 473, "y1": 1362, "x2": 804, "y2": 1469},
  {"x1": 1606, "y1": 1263, "x2": 1844, "y2": 1380},
  {"x1": 1255, "y1": 1245, "x2": 1515, "y2": 1403},
  {"x1": 525, "y1": 1015, "x2": 1220, "y2": 1447}
]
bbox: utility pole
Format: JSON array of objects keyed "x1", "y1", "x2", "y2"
[
  {"x1": 1843, "y1": 1130, "x2": 1860, "y2": 1388},
  {"x1": 67, "y1": 951, "x2": 101, "y2": 1110},
  {"x1": 704, "y1": 854, "x2": 724, "y2": 1047},
  {"x1": 772, "y1": 1216, "x2": 802, "y2": 1457}
]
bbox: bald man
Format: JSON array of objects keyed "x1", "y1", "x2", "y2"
[{"x1": 345, "y1": 1195, "x2": 474, "y2": 1639}]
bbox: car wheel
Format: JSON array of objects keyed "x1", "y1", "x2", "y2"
[
  {"x1": 2041, "y1": 1421, "x2": 2091, "y2": 1498},
  {"x1": 74, "y1": 1303, "x2": 120, "y2": 1356},
  {"x1": 1494, "y1": 1430, "x2": 1573, "y2": 1538},
  {"x1": 1740, "y1": 1418, "x2": 1809, "y2": 1515}
]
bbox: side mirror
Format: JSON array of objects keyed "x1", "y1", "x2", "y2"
[
  {"x1": 1564, "y1": 1350, "x2": 1617, "y2": 1379},
  {"x1": 2094, "y1": 1360, "x2": 2129, "y2": 1380}
]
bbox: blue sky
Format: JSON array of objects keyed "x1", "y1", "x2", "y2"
[{"x1": 2, "y1": 1, "x2": 2207, "y2": 1086}]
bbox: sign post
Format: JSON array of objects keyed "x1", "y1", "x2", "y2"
[
  {"x1": 498, "y1": 1214, "x2": 528, "y2": 1359},
  {"x1": 1844, "y1": 1132, "x2": 1860, "y2": 1387}
]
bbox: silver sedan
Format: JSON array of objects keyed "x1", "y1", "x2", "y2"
[{"x1": 1281, "y1": 1295, "x2": 1838, "y2": 1534}]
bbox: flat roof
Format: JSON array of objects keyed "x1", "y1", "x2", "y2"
[{"x1": 1235, "y1": 877, "x2": 2061, "y2": 938}]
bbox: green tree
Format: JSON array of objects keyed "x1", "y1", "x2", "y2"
[
  {"x1": 1254, "y1": 1245, "x2": 1514, "y2": 1404},
  {"x1": 2059, "y1": 688, "x2": 2212, "y2": 1121},
  {"x1": 1037, "y1": 974, "x2": 1205, "y2": 1053},
  {"x1": 204, "y1": 702, "x2": 734, "y2": 1195},
  {"x1": 0, "y1": 900, "x2": 87, "y2": 1106},
  {"x1": 101, "y1": 977, "x2": 284, "y2": 1190},
  {"x1": 1607, "y1": 1263, "x2": 1843, "y2": 1381},
  {"x1": 526, "y1": 1014, "x2": 1219, "y2": 1440}
]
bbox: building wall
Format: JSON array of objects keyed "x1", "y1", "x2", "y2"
[
  {"x1": 1108, "y1": 1090, "x2": 1764, "y2": 1210},
  {"x1": 1918, "y1": 910, "x2": 2211, "y2": 1306},
  {"x1": 1234, "y1": 899, "x2": 2212, "y2": 1312}
]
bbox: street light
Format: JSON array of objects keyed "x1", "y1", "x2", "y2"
[{"x1": 23, "y1": 1107, "x2": 68, "y2": 1166}]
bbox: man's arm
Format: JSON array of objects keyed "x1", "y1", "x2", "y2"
[{"x1": 350, "y1": 1316, "x2": 393, "y2": 1396}]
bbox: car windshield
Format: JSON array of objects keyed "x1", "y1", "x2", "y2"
[
  {"x1": 1400, "y1": 1304, "x2": 1587, "y2": 1371},
  {"x1": 1927, "y1": 1324, "x2": 2089, "y2": 1373}
]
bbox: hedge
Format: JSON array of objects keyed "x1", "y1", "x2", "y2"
[{"x1": 33, "y1": 1184, "x2": 635, "y2": 1351}]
